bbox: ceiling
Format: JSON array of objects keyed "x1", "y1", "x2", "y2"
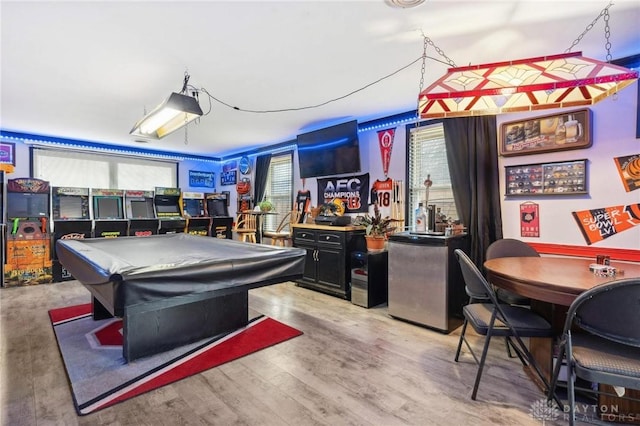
[{"x1": 2, "y1": 1, "x2": 639, "y2": 158}]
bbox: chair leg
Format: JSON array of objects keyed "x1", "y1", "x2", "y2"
[
  {"x1": 568, "y1": 368, "x2": 577, "y2": 426},
  {"x1": 455, "y1": 320, "x2": 469, "y2": 362},
  {"x1": 471, "y1": 325, "x2": 494, "y2": 400},
  {"x1": 505, "y1": 337, "x2": 515, "y2": 358}
]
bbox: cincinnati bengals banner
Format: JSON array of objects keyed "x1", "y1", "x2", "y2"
[
  {"x1": 377, "y1": 128, "x2": 395, "y2": 177},
  {"x1": 614, "y1": 153, "x2": 640, "y2": 192},
  {"x1": 317, "y1": 173, "x2": 369, "y2": 213},
  {"x1": 572, "y1": 204, "x2": 640, "y2": 245}
]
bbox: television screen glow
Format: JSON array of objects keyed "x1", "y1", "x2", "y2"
[{"x1": 297, "y1": 120, "x2": 361, "y2": 179}]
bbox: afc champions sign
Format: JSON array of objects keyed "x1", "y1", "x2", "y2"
[{"x1": 317, "y1": 173, "x2": 369, "y2": 214}]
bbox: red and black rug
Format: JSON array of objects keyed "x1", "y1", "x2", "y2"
[{"x1": 49, "y1": 303, "x2": 302, "y2": 416}]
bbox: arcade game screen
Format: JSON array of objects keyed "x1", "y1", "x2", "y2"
[
  {"x1": 207, "y1": 198, "x2": 228, "y2": 217},
  {"x1": 57, "y1": 195, "x2": 87, "y2": 219},
  {"x1": 130, "y1": 199, "x2": 155, "y2": 218},
  {"x1": 156, "y1": 203, "x2": 181, "y2": 215},
  {"x1": 94, "y1": 197, "x2": 123, "y2": 219},
  {"x1": 184, "y1": 199, "x2": 205, "y2": 217},
  {"x1": 7, "y1": 192, "x2": 50, "y2": 218}
]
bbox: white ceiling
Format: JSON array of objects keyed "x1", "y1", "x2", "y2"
[{"x1": 1, "y1": 0, "x2": 639, "y2": 158}]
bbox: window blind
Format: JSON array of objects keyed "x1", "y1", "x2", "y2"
[
  {"x1": 408, "y1": 123, "x2": 458, "y2": 229},
  {"x1": 264, "y1": 152, "x2": 293, "y2": 231},
  {"x1": 32, "y1": 148, "x2": 177, "y2": 190}
]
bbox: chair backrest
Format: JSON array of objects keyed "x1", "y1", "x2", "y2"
[
  {"x1": 486, "y1": 238, "x2": 540, "y2": 260},
  {"x1": 455, "y1": 249, "x2": 496, "y2": 302},
  {"x1": 566, "y1": 278, "x2": 640, "y2": 348},
  {"x1": 234, "y1": 212, "x2": 256, "y2": 231}
]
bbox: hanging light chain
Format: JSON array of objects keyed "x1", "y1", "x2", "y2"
[
  {"x1": 565, "y1": 1, "x2": 614, "y2": 53},
  {"x1": 603, "y1": 8, "x2": 612, "y2": 62},
  {"x1": 424, "y1": 36, "x2": 456, "y2": 67},
  {"x1": 416, "y1": 36, "x2": 428, "y2": 124}
]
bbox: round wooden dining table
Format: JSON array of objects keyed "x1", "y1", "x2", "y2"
[
  {"x1": 484, "y1": 256, "x2": 640, "y2": 307},
  {"x1": 484, "y1": 255, "x2": 640, "y2": 421}
]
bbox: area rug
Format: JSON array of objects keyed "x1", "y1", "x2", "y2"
[{"x1": 49, "y1": 303, "x2": 302, "y2": 415}]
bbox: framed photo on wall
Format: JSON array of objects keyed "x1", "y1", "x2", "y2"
[
  {"x1": 0, "y1": 142, "x2": 16, "y2": 165},
  {"x1": 505, "y1": 159, "x2": 587, "y2": 196},
  {"x1": 500, "y1": 109, "x2": 592, "y2": 156}
]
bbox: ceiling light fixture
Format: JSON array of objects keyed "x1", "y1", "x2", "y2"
[
  {"x1": 418, "y1": 2, "x2": 638, "y2": 119},
  {"x1": 130, "y1": 73, "x2": 203, "y2": 140},
  {"x1": 418, "y1": 52, "x2": 639, "y2": 118}
]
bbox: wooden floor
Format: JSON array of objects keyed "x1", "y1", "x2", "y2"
[{"x1": 1, "y1": 280, "x2": 552, "y2": 425}]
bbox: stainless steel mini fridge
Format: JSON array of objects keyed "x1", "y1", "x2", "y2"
[{"x1": 387, "y1": 232, "x2": 469, "y2": 333}]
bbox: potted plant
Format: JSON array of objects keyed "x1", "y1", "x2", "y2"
[
  {"x1": 259, "y1": 200, "x2": 274, "y2": 212},
  {"x1": 354, "y1": 204, "x2": 397, "y2": 251}
]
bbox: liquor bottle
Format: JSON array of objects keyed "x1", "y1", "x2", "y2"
[{"x1": 415, "y1": 203, "x2": 427, "y2": 232}]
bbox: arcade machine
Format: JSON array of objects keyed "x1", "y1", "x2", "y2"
[
  {"x1": 0, "y1": 172, "x2": 5, "y2": 285},
  {"x1": 91, "y1": 188, "x2": 128, "y2": 238},
  {"x1": 4, "y1": 178, "x2": 53, "y2": 286},
  {"x1": 51, "y1": 186, "x2": 92, "y2": 282},
  {"x1": 205, "y1": 192, "x2": 233, "y2": 239},
  {"x1": 154, "y1": 187, "x2": 186, "y2": 234},
  {"x1": 183, "y1": 191, "x2": 212, "y2": 236},
  {"x1": 124, "y1": 189, "x2": 159, "y2": 237}
]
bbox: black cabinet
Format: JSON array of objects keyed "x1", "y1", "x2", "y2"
[{"x1": 293, "y1": 225, "x2": 365, "y2": 299}]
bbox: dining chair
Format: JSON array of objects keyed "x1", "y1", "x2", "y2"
[
  {"x1": 263, "y1": 209, "x2": 300, "y2": 247},
  {"x1": 486, "y1": 238, "x2": 540, "y2": 357},
  {"x1": 547, "y1": 278, "x2": 640, "y2": 426},
  {"x1": 234, "y1": 212, "x2": 257, "y2": 243},
  {"x1": 486, "y1": 238, "x2": 540, "y2": 306},
  {"x1": 453, "y1": 249, "x2": 559, "y2": 404}
]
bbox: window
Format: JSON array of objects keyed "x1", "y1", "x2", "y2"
[
  {"x1": 407, "y1": 122, "x2": 458, "y2": 229},
  {"x1": 32, "y1": 148, "x2": 177, "y2": 190},
  {"x1": 263, "y1": 152, "x2": 293, "y2": 232}
]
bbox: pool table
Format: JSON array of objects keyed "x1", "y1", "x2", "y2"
[{"x1": 56, "y1": 233, "x2": 305, "y2": 361}]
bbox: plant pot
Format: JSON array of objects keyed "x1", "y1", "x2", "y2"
[{"x1": 365, "y1": 235, "x2": 385, "y2": 251}]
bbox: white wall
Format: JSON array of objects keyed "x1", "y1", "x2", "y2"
[
  {"x1": 497, "y1": 83, "x2": 639, "y2": 249},
  {"x1": 5, "y1": 82, "x2": 639, "y2": 250}
]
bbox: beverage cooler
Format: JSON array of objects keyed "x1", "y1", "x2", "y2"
[{"x1": 387, "y1": 232, "x2": 469, "y2": 333}]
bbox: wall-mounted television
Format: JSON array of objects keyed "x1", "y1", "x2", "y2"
[{"x1": 297, "y1": 120, "x2": 361, "y2": 179}]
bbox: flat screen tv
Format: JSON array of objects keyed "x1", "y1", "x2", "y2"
[{"x1": 297, "y1": 120, "x2": 361, "y2": 179}]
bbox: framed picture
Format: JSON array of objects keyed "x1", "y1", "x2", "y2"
[
  {"x1": 500, "y1": 109, "x2": 592, "y2": 156},
  {"x1": 220, "y1": 170, "x2": 237, "y2": 186},
  {"x1": 505, "y1": 159, "x2": 587, "y2": 196},
  {"x1": 0, "y1": 142, "x2": 16, "y2": 165}
]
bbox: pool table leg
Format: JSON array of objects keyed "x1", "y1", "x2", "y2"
[
  {"x1": 122, "y1": 290, "x2": 249, "y2": 362},
  {"x1": 92, "y1": 297, "x2": 114, "y2": 320}
]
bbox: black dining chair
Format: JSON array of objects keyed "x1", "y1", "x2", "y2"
[
  {"x1": 454, "y1": 249, "x2": 560, "y2": 404},
  {"x1": 486, "y1": 238, "x2": 540, "y2": 357},
  {"x1": 547, "y1": 278, "x2": 640, "y2": 426},
  {"x1": 486, "y1": 238, "x2": 540, "y2": 306}
]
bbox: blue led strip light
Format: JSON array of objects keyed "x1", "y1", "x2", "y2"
[{"x1": 0, "y1": 130, "x2": 219, "y2": 163}]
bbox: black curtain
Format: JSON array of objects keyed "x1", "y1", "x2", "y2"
[
  {"x1": 443, "y1": 116, "x2": 503, "y2": 267},
  {"x1": 254, "y1": 153, "x2": 272, "y2": 204}
]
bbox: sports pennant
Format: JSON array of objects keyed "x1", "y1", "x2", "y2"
[
  {"x1": 572, "y1": 204, "x2": 640, "y2": 245},
  {"x1": 377, "y1": 128, "x2": 395, "y2": 177}
]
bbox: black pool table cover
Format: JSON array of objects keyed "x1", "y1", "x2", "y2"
[{"x1": 56, "y1": 233, "x2": 306, "y2": 317}]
